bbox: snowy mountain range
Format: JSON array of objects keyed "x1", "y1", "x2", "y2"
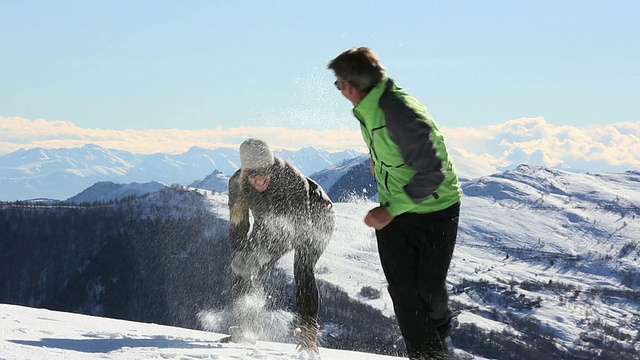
[
  {"x1": 2, "y1": 163, "x2": 638, "y2": 359},
  {"x1": 0, "y1": 144, "x2": 363, "y2": 201}
]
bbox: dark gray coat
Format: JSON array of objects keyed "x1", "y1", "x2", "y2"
[{"x1": 227, "y1": 157, "x2": 333, "y2": 326}]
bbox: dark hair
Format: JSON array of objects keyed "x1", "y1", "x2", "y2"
[{"x1": 327, "y1": 47, "x2": 386, "y2": 93}]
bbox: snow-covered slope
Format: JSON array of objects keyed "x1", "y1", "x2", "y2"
[
  {"x1": 0, "y1": 304, "x2": 402, "y2": 360},
  {"x1": 189, "y1": 170, "x2": 231, "y2": 193},
  {"x1": 449, "y1": 166, "x2": 640, "y2": 357}
]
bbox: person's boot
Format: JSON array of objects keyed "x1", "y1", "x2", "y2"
[{"x1": 295, "y1": 323, "x2": 319, "y2": 353}]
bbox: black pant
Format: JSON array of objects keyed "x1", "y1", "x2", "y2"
[
  {"x1": 376, "y1": 202, "x2": 459, "y2": 359},
  {"x1": 231, "y1": 215, "x2": 331, "y2": 329}
]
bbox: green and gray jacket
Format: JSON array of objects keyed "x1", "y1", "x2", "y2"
[{"x1": 353, "y1": 77, "x2": 462, "y2": 217}]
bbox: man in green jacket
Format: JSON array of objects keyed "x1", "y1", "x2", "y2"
[{"x1": 328, "y1": 47, "x2": 462, "y2": 360}]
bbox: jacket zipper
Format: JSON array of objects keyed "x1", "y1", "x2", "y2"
[{"x1": 354, "y1": 111, "x2": 380, "y2": 163}]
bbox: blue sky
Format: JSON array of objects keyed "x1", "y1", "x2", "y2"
[{"x1": 2, "y1": 0, "x2": 639, "y2": 131}]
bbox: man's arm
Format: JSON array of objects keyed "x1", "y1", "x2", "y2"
[
  {"x1": 380, "y1": 89, "x2": 445, "y2": 211},
  {"x1": 388, "y1": 116, "x2": 444, "y2": 201}
]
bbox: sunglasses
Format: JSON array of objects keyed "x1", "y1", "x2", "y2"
[{"x1": 244, "y1": 167, "x2": 271, "y2": 177}]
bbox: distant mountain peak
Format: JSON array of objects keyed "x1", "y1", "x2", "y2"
[
  {"x1": 66, "y1": 180, "x2": 167, "y2": 203},
  {"x1": 82, "y1": 144, "x2": 105, "y2": 150}
]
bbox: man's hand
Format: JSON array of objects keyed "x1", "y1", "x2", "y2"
[{"x1": 364, "y1": 206, "x2": 393, "y2": 230}]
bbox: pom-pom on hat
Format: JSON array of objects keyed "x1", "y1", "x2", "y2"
[{"x1": 239, "y1": 138, "x2": 275, "y2": 170}]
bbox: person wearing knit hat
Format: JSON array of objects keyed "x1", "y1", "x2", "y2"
[
  {"x1": 238, "y1": 139, "x2": 276, "y2": 193},
  {"x1": 239, "y1": 138, "x2": 275, "y2": 170},
  {"x1": 227, "y1": 138, "x2": 334, "y2": 354}
]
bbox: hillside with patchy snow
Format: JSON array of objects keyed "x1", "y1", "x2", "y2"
[
  {"x1": 200, "y1": 165, "x2": 640, "y2": 359},
  {"x1": 1, "y1": 165, "x2": 638, "y2": 359}
]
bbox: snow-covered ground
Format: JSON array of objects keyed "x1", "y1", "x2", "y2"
[{"x1": 0, "y1": 304, "x2": 402, "y2": 360}]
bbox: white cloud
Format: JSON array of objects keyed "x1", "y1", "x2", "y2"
[
  {"x1": 443, "y1": 117, "x2": 640, "y2": 172},
  {"x1": 0, "y1": 117, "x2": 367, "y2": 154},
  {"x1": 1, "y1": 116, "x2": 638, "y2": 172}
]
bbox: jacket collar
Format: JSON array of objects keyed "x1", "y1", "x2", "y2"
[{"x1": 353, "y1": 76, "x2": 390, "y2": 120}]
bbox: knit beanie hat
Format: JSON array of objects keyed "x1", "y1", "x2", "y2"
[{"x1": 239, "y1": 138, "x2": 275, "y2": 170}]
